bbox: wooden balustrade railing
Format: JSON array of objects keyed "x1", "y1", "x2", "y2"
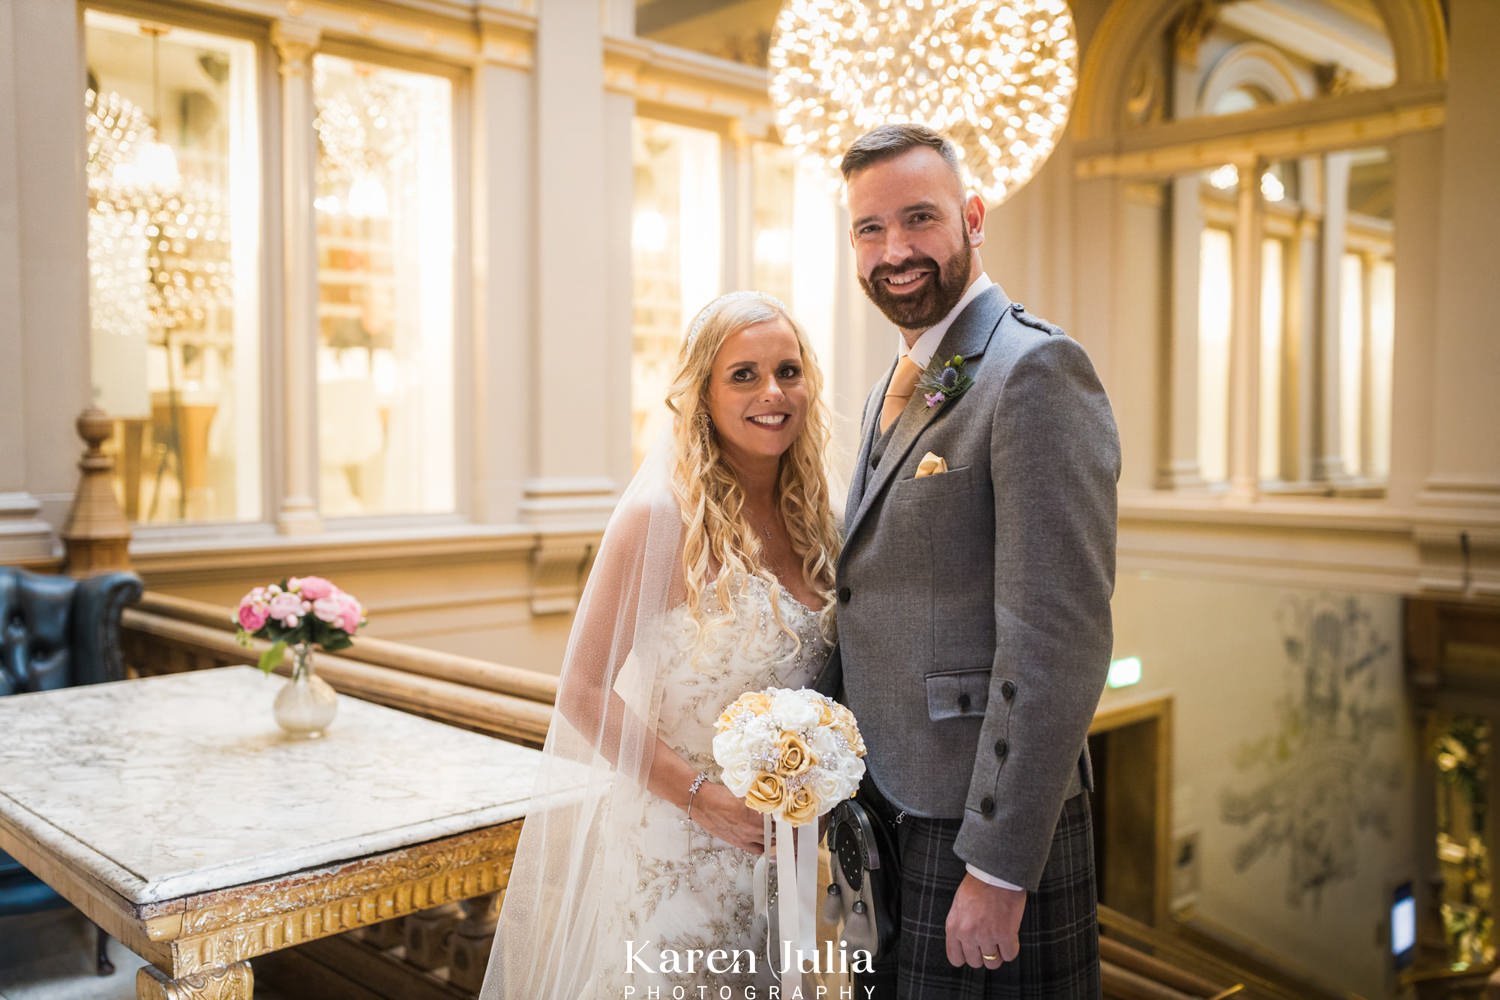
[
  {"x1": 119, "y1": 591, "x2": 557, "y2": 746},
  {"x1": 1100, "y1": 906, "x2": 1355, "y2": 1000},
  {"x1": 1101, "y1": 935, "x2": 1228, "y2": 998}
]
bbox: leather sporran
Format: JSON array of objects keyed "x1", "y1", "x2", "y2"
[{"x1": 823, "y1": 797, "x2": 899, "y2": 961}]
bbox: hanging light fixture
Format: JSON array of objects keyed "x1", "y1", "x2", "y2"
[
  {"x1": 769, "y1": 0, "x2": 1080, "y2": 206},
  {"x1": 112, "y1": 24, "x2": 180, "y2": 192},
  {"x1": 313, "y1": 60, "x2": 412, "y2": 219}
]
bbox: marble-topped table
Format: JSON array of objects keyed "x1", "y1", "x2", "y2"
[{"x1": 0, "y1": 666, "x2": 546, "y2": 999}]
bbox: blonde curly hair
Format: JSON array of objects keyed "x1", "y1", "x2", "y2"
[{"x1": 665, "y1": 292, "x2": 841, "y2": 652}]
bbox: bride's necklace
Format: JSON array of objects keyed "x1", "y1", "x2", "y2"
[{"x1": 746, "y1": 507, "x2": 779, "y2": 544}]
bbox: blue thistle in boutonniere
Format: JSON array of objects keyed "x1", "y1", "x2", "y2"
[{"x1": 917, "y1": 354, "x2": 973, "y2": 409}]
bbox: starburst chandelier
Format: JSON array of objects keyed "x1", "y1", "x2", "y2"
[
  {"x1": 769, "y1": 0, "x2": 1080, "y2": 206},
  {"x1": 85, "y1": 87, "x2": 232, "y2": 334}
]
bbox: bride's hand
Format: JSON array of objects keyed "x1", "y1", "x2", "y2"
[{"x1": 692, "y1": 783, "x2": 768, "y2": 854}]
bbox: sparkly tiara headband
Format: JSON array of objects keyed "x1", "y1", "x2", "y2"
[{"x1": 685, "y1": 290, "x2": 791, "y2": 347}]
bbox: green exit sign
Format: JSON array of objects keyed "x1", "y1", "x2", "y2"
[{"x1": 1107, "y1": 656, "x2": 1142, "y2": 689}]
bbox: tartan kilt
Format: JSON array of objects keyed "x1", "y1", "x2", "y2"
[{"x1": 862, "y1": 790, "x2": 1100, "y2": 999}]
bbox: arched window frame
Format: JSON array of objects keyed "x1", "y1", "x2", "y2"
[{"x1": 1074, "y1": 0, "x2": 1429, "y2": 500}]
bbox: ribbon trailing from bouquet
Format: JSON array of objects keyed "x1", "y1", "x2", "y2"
[{"x1": 714, "y1": 687, "x2": 868, "y2": 989}]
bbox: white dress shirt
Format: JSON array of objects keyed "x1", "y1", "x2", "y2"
[{"x1": 897, "y1": 272, "x2": 993, "y2": 368}]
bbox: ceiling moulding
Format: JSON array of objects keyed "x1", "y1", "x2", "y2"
[
  {"x1": 474, "y1": 4, "x2": 537, "y2": 70},
  {"x1": 1074, "y1": 83, "x2": 1444, "y2": 180},
  {"x1": 193, "y1": 0, "x2": 535, "y2": 63},
  {"x1": 604, "y1": 36, "x2": 772, "y2": 125}
]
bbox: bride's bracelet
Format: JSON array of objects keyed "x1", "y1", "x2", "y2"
[{"x1": 685, "y1": 771, "x2": 709, "y2": 822}]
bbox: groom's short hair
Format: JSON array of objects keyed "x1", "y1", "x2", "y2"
[{"x1": 839, "y1": 124, "x2": 963, "y2": 183}]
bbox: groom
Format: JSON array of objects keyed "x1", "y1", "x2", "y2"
[{"x1": 817, "y1": 124, "x2": 1119, "y2": 997}]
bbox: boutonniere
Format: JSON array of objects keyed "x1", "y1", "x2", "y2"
[{"x1": 916, "y1": 354, "x2": 973, "y2": 409}]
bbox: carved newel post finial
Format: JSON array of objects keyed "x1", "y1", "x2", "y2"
[{"x1": 61, "y1": 407, "x2": 133, "y2": 575}]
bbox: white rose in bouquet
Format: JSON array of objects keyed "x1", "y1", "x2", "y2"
[
  {"x1": 769, "y1": 688, "x2": 822, "y2": 731},
  {"x1": 712, "y1": 687, "x2": 867, "y2": 827}
]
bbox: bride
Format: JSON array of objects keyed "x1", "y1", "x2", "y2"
[{"x1": 481, "y1": 291, "x2": 842, "y2": 998}]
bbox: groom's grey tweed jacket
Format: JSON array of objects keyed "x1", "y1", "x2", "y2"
[{"x1": 815, "y1": 283, "x2": 1119, "y2": 891}]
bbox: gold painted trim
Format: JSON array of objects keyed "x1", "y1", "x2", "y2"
[
  {"x1": 156, "y1": 824, "x2": 521, "y2": 977},
  {"x1": 137, "y1": 961, "x2": 253, "y2": 1000}
]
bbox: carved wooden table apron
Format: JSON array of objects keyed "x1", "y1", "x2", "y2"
[{"x1": 0, "y1": 667, "x2": 546, "y2": 1000}]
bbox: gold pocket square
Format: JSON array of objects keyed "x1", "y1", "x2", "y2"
[{"x1": 915, "y1": 452, "x2": 949, "y2": 479}]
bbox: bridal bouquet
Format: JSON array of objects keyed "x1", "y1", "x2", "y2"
[
  {"x1": 234, "y1": 575, "x2": 365, "y2": 673},
  {"x1": 712, "y1": 687, "x2": 867, "y2": 827}
]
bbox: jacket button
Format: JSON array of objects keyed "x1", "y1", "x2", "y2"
[
  {"x1": 838, "y1": 586, "x2": 851, "y2": 603},
  {"x1": 957, "y1": 692, "x2": 972, "y2": 712},
  {"x1": 994, "y1": 739, "x2": 1008, "y2": 759},
  {"x1": 1001, "y1": 680, "x2": 1016, "y2": 701},
  {"x1": 980, "y1": 797, "x2": 996, "y2": 817}
]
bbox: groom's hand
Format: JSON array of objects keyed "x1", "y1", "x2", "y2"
[{"x1": 945, "y1": 874, "x2": 1025, "y2": 969}]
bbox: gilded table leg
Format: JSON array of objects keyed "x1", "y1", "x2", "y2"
[{"x1": 136, "y1": 962, "x2": 253, "y2": 1000}]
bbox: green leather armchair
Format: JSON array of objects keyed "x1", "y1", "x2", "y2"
[{"x1": 0, "y1": 566, "x2": 143, "y2": 975}]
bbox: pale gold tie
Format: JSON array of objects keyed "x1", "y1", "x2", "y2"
[{"x1": 879, "y1": 356, "x2": 923, "y2": 434}]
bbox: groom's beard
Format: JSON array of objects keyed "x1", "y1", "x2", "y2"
[{"x1": 858, "y1": 238, "x2": 972, "y2": 332}]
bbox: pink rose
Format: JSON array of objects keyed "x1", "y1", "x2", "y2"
[
  {"x1": 294, "y1": 576, "x2": 336, "y2": 600},
  {"x1": 267, "y1": 592, "x2": 304, "y2": 627},
  {"x1": 336, "y1": 593, "x2": 362, "y2": 634},
  {"x1": 237, "y1": 602, "x2": 269, "y2": 632},
  {"x1": 312, "y1": 596, "x2": 343, "y2": 625}
]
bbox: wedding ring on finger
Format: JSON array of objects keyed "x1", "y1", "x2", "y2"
[{"x1": 981, "y1": 952, "x2": 1000, "y2": 962}]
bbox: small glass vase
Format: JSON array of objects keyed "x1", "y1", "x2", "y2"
[{"x1": 274, "y1": 642, "x2": 338, "y2": 738}]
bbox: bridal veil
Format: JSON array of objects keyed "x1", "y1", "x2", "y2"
[{"x1": 479, "y1": 436, "x2": 686, "y2": 999}]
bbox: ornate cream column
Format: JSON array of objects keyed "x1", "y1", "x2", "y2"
[
  {"x1": 519, "y1": 0, "x2": 617, "y2": 529},
  {"x1": 1226, "y1": 155, "x2": 1263, "y2": 500},
  {"x1": 1416, "y1": 0, "x2": 1500, "y2": 595},
  {"x1": 271, "y1": 20, "x2": 322, "y2": 535},
  {"x1": 724, "y1": 121, "x2": 753, "y2": 291},
  {"x1": 1313, "y1": 151, "x2": 1352, "y2": 483},
  {"x1": 1156, "y1": 14, "x2": 1212, "y2": 491},
  {"x1": 3, "y1": 0, "x2": 90, "y2": 558},
  {"x1": 470, "y1": 12, "x2": 536, "y2": 524},
  {"x1": 1159, "y1": 172, "x2": 1207, "y2": 490},
  {"x1": 1286, "y1": 170, "x2": 1321, "y2": 485},
  {"x1": 0, "y1": 0, "x2": 50, "y2": 560},
  {"x1": 1385, "y1": 127, "x2": 1441, "y2": 511},
  {"x1": 602, "y1": 40, "x2": 644, "y2": 490}
]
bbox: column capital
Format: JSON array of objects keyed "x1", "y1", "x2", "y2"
[{"x1": 270, "y1": 19, "x2": 320, "y2": 74}]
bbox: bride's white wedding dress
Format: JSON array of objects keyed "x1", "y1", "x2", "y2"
[{"x1": 590, "y1": 575, "x2": 832, "y2": 993}]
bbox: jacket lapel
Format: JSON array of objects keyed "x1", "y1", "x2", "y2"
[
  {"x1": 846, "y1": 368, "x2": 890, "y2": 516},
  {"x1": 843, "y1": 285, "x2": 1010, "y2": 548}
]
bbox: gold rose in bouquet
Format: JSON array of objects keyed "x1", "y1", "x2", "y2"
[{"x1": 712, "y1": 687, "x2": 867, "y2": 826}]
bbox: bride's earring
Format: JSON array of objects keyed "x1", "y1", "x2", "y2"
[{"x1": 698, "y1": 411, "x2": 714, "y2": 435}]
